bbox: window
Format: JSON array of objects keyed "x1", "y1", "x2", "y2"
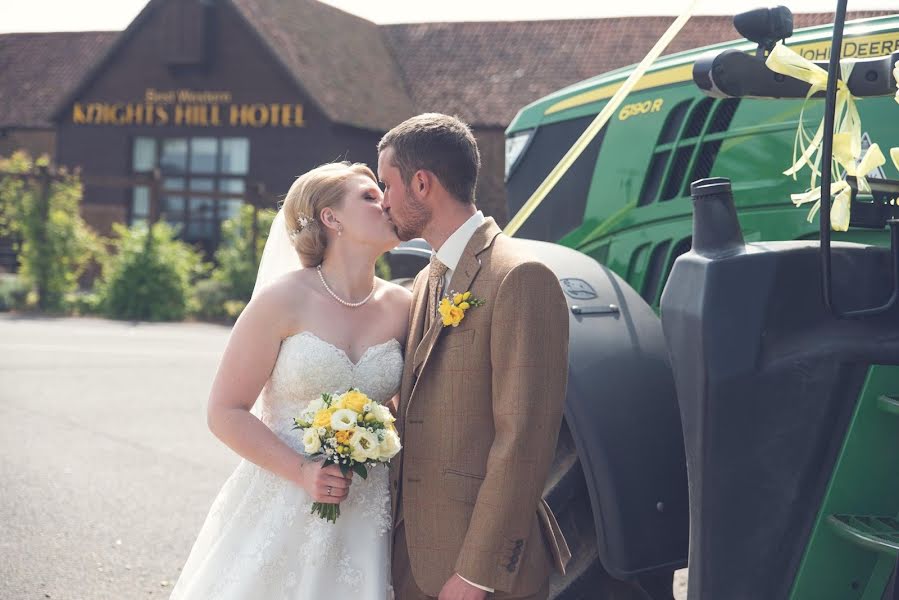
[
  {"x1": 505, "y1": 116, "x2": 606, "y2": 242},
  {"x1": 131, "y1": 136, "x2": 250, "y2": 251}
]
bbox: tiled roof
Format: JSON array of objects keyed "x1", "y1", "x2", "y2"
[
  {"x1": 383, "y1": 12, "x2": 893, "y2": 127},
  {"x1": 230, "y1": 0, "x2": 416, "y2": 132},
  {"x1": 0, "y1": 32, "x2": 118, "y2": 128}
]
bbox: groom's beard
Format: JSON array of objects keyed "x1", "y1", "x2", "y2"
[{"x1": 393, "y1": 191, "x2": 431, "y2": 242}]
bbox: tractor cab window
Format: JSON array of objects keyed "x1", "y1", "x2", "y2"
[{"x1": 505, "y1": 115, "x2": 606, "y2": 242}]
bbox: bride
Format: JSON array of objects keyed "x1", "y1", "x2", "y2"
[{"x1": 170, "y1": 162, "x2": 410, "y2": 599}]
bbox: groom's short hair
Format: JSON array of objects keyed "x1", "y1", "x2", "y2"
[{"x1": 378, "y1": 113, "x2": 480, "y2": 205}]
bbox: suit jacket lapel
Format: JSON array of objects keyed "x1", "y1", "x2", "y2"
[{"x1": 410, "y1": 217, "x2": 502, "y2": 387}]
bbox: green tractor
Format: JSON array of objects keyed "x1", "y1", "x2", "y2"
[
  {"x1": 498, "y1": 5, "x2": 899, "y2": 600},
  {"x1": 504, "y1": 13, "x2": 899, "y2": 309}
]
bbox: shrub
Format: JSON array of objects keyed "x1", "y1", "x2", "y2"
[
  {"x1": 64, "y1": 290, "x2": 103, "y2": 316},
  {"x1": 192, "y1": 278, "x2": 232, "y2": 321},
  {"x1": 98, "y1": 222, "x2": 208, "y2": 321},
  {"x1": 188, "y1": 205, "x2": 273, "y2": 322},
  {"x1": 0, "y1": 151, "x2": 106, "y2": 312},
  {"x1": 0, "y1": 273, "x2": 28, "y2": 311},
  {"x1": 212, "y1": 205, "x2": 276, "y2": 302}
]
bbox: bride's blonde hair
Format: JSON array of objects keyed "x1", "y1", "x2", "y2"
[{"x1": 282, "y1": 161, "x2": 378, "y2": 268}]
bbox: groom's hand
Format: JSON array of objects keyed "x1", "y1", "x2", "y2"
[{"x1": 437, "y1": 574, "x2": 488, "y2": 600}]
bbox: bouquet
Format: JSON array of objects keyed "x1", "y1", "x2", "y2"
[{"x1": 293, "y1": 388, "x2": 402, "y2": 522}]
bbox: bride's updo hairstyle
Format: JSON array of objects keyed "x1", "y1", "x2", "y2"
[{"x1": 282, "y1": 161, "x2": 378, "y2": 268}]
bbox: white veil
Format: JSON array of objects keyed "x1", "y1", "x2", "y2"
[
  {"x1": 248, "y1": 209, "x2": 302, "y2": 417},
  {"x1": 251, "y1": 209, "x2": 303, "y2": 299}
]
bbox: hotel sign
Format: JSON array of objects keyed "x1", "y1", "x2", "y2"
[{"x1": 71, "y1": 89, "x2": 305, "y2": 128}]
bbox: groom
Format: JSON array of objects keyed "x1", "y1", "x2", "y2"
[{"x1": 378, "y1": 114, "x2": 571, "y2": 600}]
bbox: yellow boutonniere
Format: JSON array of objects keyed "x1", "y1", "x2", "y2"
[{"x1": 438, "y1": 290, "x2": 485, "y2": 327}]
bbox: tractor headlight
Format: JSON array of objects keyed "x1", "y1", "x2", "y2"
[{"x1": 505, "y1": 129, "x2": 534, "y2": 181}]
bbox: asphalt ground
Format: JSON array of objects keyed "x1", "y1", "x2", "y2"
[{"x1": 0, "y1": 315, "x2": 237, "y2": 599}]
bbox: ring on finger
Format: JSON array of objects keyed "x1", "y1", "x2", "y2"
[{"x1": 327, "y1": 486, "x2": 332, "y2": 496}]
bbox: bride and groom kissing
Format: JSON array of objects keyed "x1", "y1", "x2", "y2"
[{"x1": 170, "y1": 113, "x2": 572, "y2": 599}]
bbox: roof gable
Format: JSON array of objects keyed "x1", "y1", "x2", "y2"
[{"x1": 230, "y1": 0, "x2": 416, "y2": 132}]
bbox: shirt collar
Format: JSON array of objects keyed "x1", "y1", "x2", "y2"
[{"x1": 434, "y1": 210, "x2": 485, "y2": 273}]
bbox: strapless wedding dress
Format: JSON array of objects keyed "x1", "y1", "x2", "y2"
[{"x1": 170, "y1": 331, "x2": 403, "y2": 599}]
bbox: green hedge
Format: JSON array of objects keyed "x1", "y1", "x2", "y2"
[
  {"x1": 98, "y1": 222, "x2": 208, "y2": 321},
  {"x1": 0, "y1": 151, "x2": 105, "y2": 312}
]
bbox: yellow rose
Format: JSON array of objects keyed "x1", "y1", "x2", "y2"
[
  {"x1": 331, "y1": 396, "x2": 346, "y2": 409},
  {"x1": 438, "y1": 298, "x2": 454, "y2": 320},
  {"x1": 341, "y1": 390, "x2": 369, "y2": 413},
  {"x1": 453, "y1": 293, "x2": 464, "y2": 305},
  {"x1": 442, "y1": 305, "x2": 465, "y2": 327},
  {"x1": 313, "y1": 408, "x2": 334, "y2": 428},
  {"x1": 335, "y1": 429, "x2": 353, "y2": 445}
]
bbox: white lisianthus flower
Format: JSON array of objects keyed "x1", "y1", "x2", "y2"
[
  {"x1": 378, "y1": 428, "x2": 402, "y2": 460},
  {"x1": 349, "y1": 428, "x2": 381, "y2": 462},
  {"x1": 370, "y1": 403, "x2": 394, "y2": 424},
  {"x1": 331, "y1": 408, "x2": 359, "y2": 431},
  {"x1": 302, "y1": 428, "x2": 322, "y2": 454},
  {"x1": 307, "y1": 397, "x2": 326, "y2": 413}
]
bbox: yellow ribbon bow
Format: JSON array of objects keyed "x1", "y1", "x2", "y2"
[{"x1": 767, "y1": 43, "x2": 899, "y2": 231}]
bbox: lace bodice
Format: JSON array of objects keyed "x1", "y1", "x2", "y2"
[{"x1": 260, "y1": 331, "x2": 404, "y2": 447}]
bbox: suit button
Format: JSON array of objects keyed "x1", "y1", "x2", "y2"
[{"x1": 392, "y1": 481, "x2": 398, "y2": 489}]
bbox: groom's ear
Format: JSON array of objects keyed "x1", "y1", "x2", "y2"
[
  {"x1": 412, "y1": 169, "x2": 433, "y2": 198},
  {"x1": 412, "y1": 169, "x2": 431, "y2": 196}
]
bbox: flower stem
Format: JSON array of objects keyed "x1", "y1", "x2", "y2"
[{"x1": 311, "y1": 502, "x2": 341, "y2": 523}]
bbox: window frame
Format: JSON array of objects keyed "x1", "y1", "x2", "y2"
[{"x1": 129, "y1": 135, "x2": 250, "y2": 250}]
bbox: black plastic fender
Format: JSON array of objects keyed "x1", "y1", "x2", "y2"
[{"x1": 516, "y1": 239, "x2": 689, "y2": 580}]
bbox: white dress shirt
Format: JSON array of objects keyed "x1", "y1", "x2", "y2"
[
  {"x1": 431, "y1": 209, "x2": 493, "y2": 594},
  {"x1": 434, "y1": 210, "x2": 485, "y2": 290}
]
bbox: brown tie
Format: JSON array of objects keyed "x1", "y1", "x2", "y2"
[{"x1": 426, "y1": 254, "x2": 448, "y2": 330}]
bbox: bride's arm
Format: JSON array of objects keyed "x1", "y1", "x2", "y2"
[{"x1": 205, "y1": 282, "x2": 351, "y2": 503}]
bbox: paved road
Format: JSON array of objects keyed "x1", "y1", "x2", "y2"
[
  {"x1": 0, "y1": 315, "x2": 238, "y2": 600},
  {"x1": 0, "y1": 314, "x2": 688, "y2": 600}
]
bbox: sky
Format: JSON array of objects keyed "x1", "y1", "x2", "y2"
[{"x1": 0, "y1": 0, "x2": 896, "y2": 33}]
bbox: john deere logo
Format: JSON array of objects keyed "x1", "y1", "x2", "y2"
[{"x1": 560, "y1": 278, "x2": 598, "y2": 300}]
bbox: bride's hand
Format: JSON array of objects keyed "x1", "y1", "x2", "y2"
[{"x1": 299, "y1": 460, "x2": 353, "y2": 504}]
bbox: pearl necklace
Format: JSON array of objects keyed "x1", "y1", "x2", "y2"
[{"x1": 316, "y1": 265, "x2": 375, "y2": 308}]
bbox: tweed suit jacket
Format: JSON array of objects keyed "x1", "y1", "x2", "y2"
[{"x1": 390, "y1": 217, "x2": 570, "y2": 596}]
